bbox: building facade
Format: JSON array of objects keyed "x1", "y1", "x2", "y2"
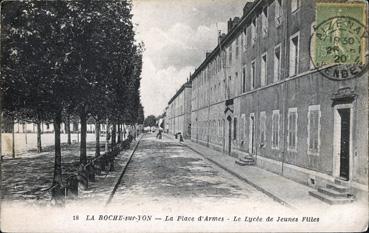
[
  {"x1": 188, "y1": 0, "x2": 368, "y2": 194},
  {"x1": 167, "y1": 82, "x2": 192, "y2": 139}
]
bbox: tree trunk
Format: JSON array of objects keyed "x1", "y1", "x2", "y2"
[
  {"x1": 105, "y1": 119, "x2": 110, "y2": 152},
  {"x1": 80, "y1": 110, "x2": 87, "y2": 165},
  {"x1": 67, "y1": 115, "x2": 71, "y2": 145},
  {"x1": 117, "y1": 124, "x2": 121, "y2": 143},
  {"x1": 12, "y1": 117, "x2": 15, "y2": 158},
  {"x1": 111, "y1": 123, "x2": 116, "y2": 148},
  {"x1": 95, "y1": 121, "x2": 100, "y2": 158},
  {"x1": 37, "y1": 121, "x2": 42, "y2": 153},
  {"x1": 52, "y1": 111, "x2": 62, "y2": 186},
  {"x1": 0, "y1": 112, "x2": 2, "y2": 160}
]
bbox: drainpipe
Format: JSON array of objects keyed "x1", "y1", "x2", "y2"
[{"x1": 281, "y1": 1, "x2": 290, "y2": 176}]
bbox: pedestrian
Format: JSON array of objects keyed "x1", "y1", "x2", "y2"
[{"x1": 156, "y1": 127, "x2": 162, "y2": 139}]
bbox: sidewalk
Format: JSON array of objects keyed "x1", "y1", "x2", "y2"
[
  {"x1": 164, "y1": 134, "x2": 327, "y2": 210},
  {"x1": 78, "y1": 134, "x2": 143, "y2": 203}
]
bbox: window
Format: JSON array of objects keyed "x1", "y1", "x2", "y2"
[
  {"x1": 251, "y1": 60, "x2": 256, "y2": 89},
  {"x1": 261, "y1": 53, "x2": 267, "y2": 86},
  {"x1": 251, "y1": 18, "x2": 257, "y2": 46},
  {"x1": 236, "y1": 37, "x2": 239, "y2": 59},
  {"x1": 260, "y1": 111, "x2": 266, "y2": 146},
  {"x1": 235, "y1": 72, "x2": 238, "y2": 95},
  {"x1": 275, "y1": 0, "x2": 282, "y2": 26},
  {"x1": 272, "y1": 110, "x2": 280, "y2": 149},
  {"x1": 233, "y1": 117, "x2": 238, "y2": 140},
  {"x1": 229, "y1": 44, "x2": 232, "y2": 65},
  {"x1": 243, "y1": 29, "x2": 247, "y2": 51},
  {"x1": 274, "y1": 44, "x2": 281, "y2": 82},
  {"x1": 240, "y1": 33, "x2": 244, "y2": 54},
  {"x1": 310, "y1": 22, "x2": 316, "y2": 69},
  {"x1": 222, "y1": 50, "x2": 227, "y2": 69},
  {"x1": 241, "y1": 114, "x2": 246, "y2": 140},
  {"x1": 262, "y1": 7, "x2": 268, "y2": 37},
  {"x1": 288, "y1": 108, "x2": 298, "y2": 151},
  {"x1": 242, "y1": 66, "x2": 246, "y2": 93},
  {"x1": 308, "y1": 105, "x2": 321, "y2": 155},
  {"x1": 228, "y1": 76, "x2": 232, "y2": 98},
  {"x1": 289, "y1": 32, "x2": 299, "y2": 76},
  {"x1": 291, "y1": 0, "x2": 300, "y2": 13}
]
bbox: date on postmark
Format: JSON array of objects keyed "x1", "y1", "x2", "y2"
[{"x1": 310, "y1": 1, "x2": 368, "y2": 80}]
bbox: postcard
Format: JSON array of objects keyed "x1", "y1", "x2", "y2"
[{"x1": 1, "y1": 0, "x2": 368, "y2": 232}]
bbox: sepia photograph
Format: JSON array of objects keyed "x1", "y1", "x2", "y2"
[{"x1": 0, "y1": 0, "x2": 368, "y2": 232}]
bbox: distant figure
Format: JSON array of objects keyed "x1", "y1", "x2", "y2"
[{"x1": 156, "y1": 128, "x2": 163, "y2": 139}]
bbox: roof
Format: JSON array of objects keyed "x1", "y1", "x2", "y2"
[
  {"x1": 190, "y1": 0, "x2": 262, "y2": 81},
  {"x1": 168, "y1": 81, "x2": 192, "y2": 105}
]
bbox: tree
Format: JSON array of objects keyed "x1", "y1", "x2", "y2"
[
  {"x1": 1, "y1": 0, "x2": 143, "y2": 192},
  {"x1": 144, "y1": 115, "x2": 157, "y2": 127},
  {"x1": 137, "y1": 103, "x2": 144, "y2": 125},
  {"x1": 2, "y1": 1, "x2": 77, "y2": 188}
]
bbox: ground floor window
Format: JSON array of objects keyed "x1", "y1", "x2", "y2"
[
  {"x1": 260, "y1": 111, "x2": 266, "y2": 146},
  {"x1": 288, "y1": 108, "x2": 298, "y2": 151},
  {"x1": 272, "y1": 110, "x2": 280, "y2": 149},
  {"x1": 233, "y1": 117, "x2": 238, "y2": 140},
  {"x1": 308, "y1": 105, "x2": 320, "y2": 155},
  {"x1": 241, "y1": 114, "x2": 246, "y2": 141}
]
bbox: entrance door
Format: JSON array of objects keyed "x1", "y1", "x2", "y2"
[
  {"x1": 338, "y1": 108, "x2": 350, "y2": 180},
  {"x1": 228, "y1": 117, "x2": 232, "y2": 155},
  {"x1": 222, "y1": 119, "x2": 225, "y2": 152},
  {"x1": 249, "y1": 114, "x2": 255, "y2": 154}
]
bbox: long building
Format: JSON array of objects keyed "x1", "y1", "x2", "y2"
[
  {"x1": 167, "y1": 81, "x2": 192, "y2": 139},
  {"x1": 166, "y1": 0, "x2": 368, "y2": 201}
]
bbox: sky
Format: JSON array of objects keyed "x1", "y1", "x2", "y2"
[{"x1": 132, "y1": 0, "x2": 246, "y2": 117}]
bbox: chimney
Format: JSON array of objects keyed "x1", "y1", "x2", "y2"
[
  {"x1": 233, "y1": 17, "x2": 240, "y2": 26},
  {"x1": 218, "y1": 33, "x2": 226, "y2": 42},
  {"x1": 227, "y1": 18, "x2": 233, "y2": 33},
  {"x1": 243, "y1": 2, "x2": 253, "y2": 16}
]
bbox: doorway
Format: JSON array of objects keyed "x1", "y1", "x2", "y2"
[
  {"x1": 333, "y1": 105, "x2": 352, "y2": 181},
  {"x1": 249, "y1": 113, "x2": 255, "y2": 154},
  {"x1": 227, "y1": 116, "x2": 232, "y2": 155},
  {"x1": 338, "y1": 108, "x2": 350, "y2": 180}
]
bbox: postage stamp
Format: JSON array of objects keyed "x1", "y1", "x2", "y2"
[{"x1": 310, "y1": 1, "x2": 368, "y2": 80}]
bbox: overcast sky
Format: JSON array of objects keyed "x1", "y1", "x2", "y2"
[{"x1": 132, "y1": 0, "x2": 246, "y2": 117}]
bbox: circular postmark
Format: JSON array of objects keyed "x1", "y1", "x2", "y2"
[{"x1": 309, "y1": 16, "x2": 369, "y2": 81}]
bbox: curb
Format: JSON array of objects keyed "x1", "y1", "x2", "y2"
[{"x1": 105, "y1": 134, "x2": 144, "y2": 205}]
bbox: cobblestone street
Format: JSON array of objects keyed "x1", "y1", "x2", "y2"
[{"x1": 109, "y1": 134, "x2": 286, "y2": 211}]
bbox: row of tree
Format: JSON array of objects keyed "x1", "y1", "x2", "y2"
[{"x1": 1, "y1": 0, "x2": 144, "y2": 188}]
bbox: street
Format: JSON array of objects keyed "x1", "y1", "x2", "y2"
[{"x1": 108, "y1": 134, "x2": 287, "y2": 211}]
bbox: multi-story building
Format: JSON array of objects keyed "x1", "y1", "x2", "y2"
[
  {"x1": 188, "y1": 0, "x2": 368, "y2": 197},
  {"x1": 167, "y1": 81, "x2": 192, "y2": 139}
]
